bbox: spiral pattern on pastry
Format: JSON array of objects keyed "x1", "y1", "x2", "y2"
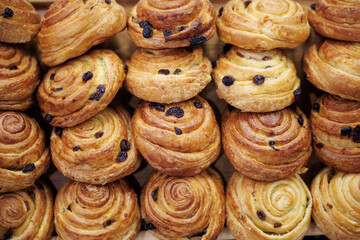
[
  {"x1": 227, "y1": 171, "x2": 312, "y2": 240},
  {"x1": 213, "y1": 46, "x2": 300, "y2": 112},
  {"x1": 222, "y1": 107, "x2": 312, "y2": 182},
  {"x1": 37, "y1": 0, "x2": 127, "y2": 67},
  {"x1": 54, "y1": 180, "x2": 140, "y2": 240},
  {"x1": 141, "y1": 169, "x2": 225, "y2": 240},
  {"x1": 303, "y1": 40, "x2": 360, "y2": 101},
  {"x1": 125, "y1": 46, "x2": 212, "y2": 103},
  {"x1": 310, "y1": 94, "x2": 360, "y2": 173},
  {"x1": 0, "y1": 112, "x2": 50, "y2": 193},
  {"x1": 37, "y1": 49, "x2": 125, "y2": 127},
  {"x1": 127, "y1": 0, "x2": 216, "y2": 49},
  {"x1": 216, "y1": 0, "x2": 310, "y2": 50},
  {"x1": 132, "y1": 96, "x2": 221, "y2": 176}
]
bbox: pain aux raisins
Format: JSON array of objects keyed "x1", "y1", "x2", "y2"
[
  {"x1": 163, "y1": 29, "x2": 173, "y2": 37},
  {"x1": 222, "y1": 76, "x2": 234, "y2": 86},
  {"x1": 269, "y1": 141, "x2": 280, "y2": 151},
  {"x1": 166, "y1": 107, "x2": 184, "y2": 118},
  {"x1": 82, "y1": 71, "x2": 93, "y2": 82},
  {"x1": 23, "y1": 163, "x2": 35, "y2": 173},
  {"x1": 190, "y1": 36, "x2": 206, "y2": 47},
  {"x1": 253, "y1": 75, "x2": 265, "y2": 85}
]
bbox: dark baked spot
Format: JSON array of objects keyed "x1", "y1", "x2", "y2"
[
  {"x1": 163, "y1": 29, "x2": 173, "y2": 37},
  {"x1": 223, "y1": 44, "x2": 232, "y2": 54},
  {"x1": 274, "y1": 222, "x2": 282, "y2": 228},
  {"x1": 294, "y1": 88, "x2": 301, "y2": 100},
  {"x1": 105, "y1": 0, "x2": 110, "y2": 4},
  {"x1": 3, "y1": 230, "x2": 12, "y2": 240},
  {"x1": 116, "y1": 151, "x2": 127, "y2": 162},
  {"x1": 120, "y1": 139, "x2": 130, "y2": 151},
  {"x1": 23, "y1": 163, "x2": 35, "y2": 173},
  {"x1": 190, "y1": 36, "x2": 206, "y2": 47},
  {"x1": 174, "y1": 127, "x2": 182, "y2": 135},
  {"x1": 311, "y1": 3, "x2": 316, "y2": 10},
  {"x1": 94, "y1": 131, "x2": 104, "y2": 139},
  {"x1": 1, "y1": 8, "x2": 14, "y2": 18},
  {"x1": 236, "y1": 52, "x2": 244, "y2": 57},
  {"x1": 82, "y1": 71, "x2": 93, "y2": 82},
  {"x1": 262, "y1": 56, "x2": 272, "y2": 61},
  {"x1": 298, "y1": 114, "x2": 304, "y2": 126},
  {"x1": 90, "y1": 5, "x2": 95, "y2": 10},
  {"x1": 244, "y1": 0, "x2": 252, "y2": 8},
  {"x1": 186, "y1": 47, "x2": 193, "y2": 53},
  {"x1": 257, "y1": 210, "x2": 266, "y2": 221},
  {"x1": 166, "y1": 107, "x2": 184, "y2": 118},
  {"x1": 9, "y1": 65, "x2": 18, "y2": 70},
  {"x1": 327, "y1": 203, "x2": 333, "y2": 209},
  {"x1": 89, "y1": 93, "x2": 96, "y2": 100},
  {"x1": 103, "y1": 219, "x2": 114, "y2": 228},
  {"x1": 67, "y1": 205, "x2": 72, "y2": 212},
  {"x1": 194, "y1": 101, "x2": 203, "y2": 108},
  {"x1": 222, "y1": 76, "x2": 235, "y2": 86},
  {"x1": 44, "y1": 114, "x2": 53, "y2": 123},
  {"x1": 341, "y1": 126, "x2": 352, "y2": 137},
  {"x1": 316, "y1": 143, "x2": 323, "y2": 149},
  {"x1": 73, "y1": 146, "x2": 80, "y2": 152},
  {"x1": 158, "y1": 69, "x2": 170, "y2": 75},
  {"x1": 54, "y1": 127, "x2": 63, "y2": 137},
  {"x1": 152, "y1": 187, "x2": 158, "y2": 201},
  {"x1": 219, "y1": 7, "x2": 224, "y2": 17},
  {"x1": 124, "y1": 64, "x2": 128, "y2": 74},
  {"x1": 269, "y1": 141, "x2": 280, "y2": 151},
  {"x1": 139, "y1": 21, "x2": 152, "y2": 28},
  {"x1": 253, "y1": 75, "x2": 265, "y2": 85},
  {"x1": 265, "y1": 66, "x2": 272, "y2": 69},
  {"x1": 140, "y1": 219, "x2": 147, "y2": 230},
  {"x1": 313, "y1": 103, "x2": 320, "y2": 112},
  {"x1": 62, "y1": 97, "x2": 66, "y2": 100},
  {"x1": 24, "y1": 200, "x2": 30, "y2": 211},
  {"x1": 228, "y1": 104, "x2": 235, "y2": 112},
  {"x1": 51, "y1": 88, "x2": 63, "y2": 92},
  {"x1": 50, "y1": 73, "x2": 56, "y2": 80},
  {"x1": 174, "y1": 69, "x2": 181, "y2": 75},
  {"x1": 211, "y1": 60, "x2": 217, "y2": 69},
  {"x1": 143, "y1": 26, "x2": 153, "y2": 38},
  {"x1": 95, "y1": 85, "x2": 105, "y2": 101}
]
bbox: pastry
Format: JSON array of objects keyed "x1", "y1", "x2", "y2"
[
  {"x1": 141, "y1": 168, "x2": 225, "y2": 240},
  {"x1": 37, "y1": 49, "x2": 125, "y2": 127},
  {"x1": 222, "y1": 106, "x2": 312, "y2": 182},
  {"x1": 125, "y1": 46, "x2": 212, "y2": 103},
  {"x1": 127, "y1": 0, "x2": 216, "y2": 49},
  {"x1": 213, "y1": 46, "x2": 301, "y2": 112},
  {"x1": 227, "y1": 171, "x2": 312, "y2": 240},
  {"x1": 0, "y1": 112, "x2": 50, "y2": 193},
  {"x1": 310, "y1": 94, "x2": 360, "y2": 172},
  {"x1": 303, "y1": 40, "x2": 360, "y2": 101},
  {"x1": 131, "y1": 96, "x2": 221, "y2": 176},
  {"x1": 37, "y1": 0, "x2": 127, "y2": 66}
]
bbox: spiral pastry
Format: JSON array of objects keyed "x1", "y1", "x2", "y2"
[
  {"x1": 127, "y1": 0, "x2": 216, "y2": 49},
  {"x1": 141, "y1": 169, "x2": 225, "y2": 240},
  {"x1": 132, "y1": 96, "x2": 221, "y2": 176},
  {"x1": 37, "y1": 49, "x2": 125, "y2": 127},
  {"x1": 37, "y1": 0, "x2": 127, "y2": 67},
  {"x1": 310, "y1": 94, "x2": 360, "y2": 173},
  {"x1": 0, "y1": 112, "x2": 50, "y2": 193},
  {"x1": 125, "y1": 46, "x2": 212, "y2": 104},
  {"x1": 304, "y1": 40, "x2": 360, "y2": 102},
  {"x1": 216, "y1": 0, "x2": 310, "y2": 50},
  {"x1": 227, "y1": 171, "x2": 312, "y2": 240},
  {"x1": 55, "y1": 180, "x2": 140, "y2": 240},
  {"x1": 213, "y1": 46, "x2": 300, "y2": 112}
]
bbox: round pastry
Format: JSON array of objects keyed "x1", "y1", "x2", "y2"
[
  {"x1": 141, "y1": 169, "x2": 225, "y2": 240},
  {"x1": 310, "y1": 94, "x2": 360, "y2": 173},
  {"x1": 213, "y1": 46, "x2": 301, "y2": 112},
  {"x1": 37, "y1": 49, "x2": 125, "y2": 127},
  {"x1": 0, "y1": 112, "x2": 51, "y2": 193},
  {"x1": 303, "y1": 40, "x2": 360, "y2": 102},
  {"x1": 0, "y1": 182, "x2": 54, "y2": 239},
  {"x1": 227, "y1": 171, "x2": 312, "y2": 240},
  {"x1": 37, "y1": 0, "x2": 127, "y2": 67},
  {"x1": 222, "y1": 106, "x2": 312, "y2": 182},
  {"x1": 127, "y1": 0, "x2": 216, "y2": 49},
  {"x1": 0, "y1": 43, "x2": 40, "y2": 111},
  {"x1": 55, "y1": 180, "x2": 140, "y2": 240},
  {"x1": 0, "y1": 1, "x2": 41, "y2": 43},
  {"x1": 51, "y1": 106, "x2": 141, "y2": 185},
  {"x1": 125, "y1": 46, "x2": 212, "y2": 103},
  {"x1": 131, "y1": 96, "x2": 221, "y2": 176},
  {"x1": 216, "y1": 0, "x2": 310, "y2": 50},
  {"x1": 308, "y1": 0, "x2": 360, "y2": 42}
]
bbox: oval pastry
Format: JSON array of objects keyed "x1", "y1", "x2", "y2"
[
  {"x1": 132, "y1": 96, "x2": 221, "y2": 176},
  {"x1": 127, "y1": 0, "x2": 216, "y2": 49},
  {"x1": 37, "y1": 0, "x2": 127, "y2": 66},
  {"x1": 0, "y1": 112, "x2": 51, "y2": 193},
  {"x1": 141, "y1": 169, "x2": 225, "y2": 240},
  {"x1": 227, "y1": 171, "x2": 312, "y2": 240},
  {"x1": 310, "y1": 94, "x2": 360, "y2": 173},
  {"x1": 213, "y1": 46, "x2": 300, "y2": 112},
  {"x1": 37, "y1": 49, "x2": 125, "y2": 127},
  {"x1": 216, "y1": 0, "x2": 310, "y2": 50},
  {"x1": 55, "y1": 180, "x2": 140, "y2": 240},
  {"x1": 125, "y1": 46, "x2": 212, "y2": 103}
]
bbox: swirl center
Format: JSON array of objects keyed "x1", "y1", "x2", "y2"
[
  {"x1": 77, "y1": 184, "x2": 110, "y2": 207},
  {"x1": 2, "y1": 113, "x2": 25, "y2": 134},
  {"x1": 0, "y1": 197, "x2": 26, "y2": 228},
  {"x1": 147, "y1": 0, "x2": 190, "y2": 9},
  {"x1": 257, "y1": 0, "x2": 289, "y2": 15},
  {"x1": 258, "y1": 112, "x2": 282, "y2": 127},
  {"x1": 271, "y1": 189, "x2": 294, "y2": 211}
]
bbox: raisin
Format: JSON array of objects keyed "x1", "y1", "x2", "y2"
[
  {"x1": 177, "y1": 26, "x2": 187, "y2": 32},
  {"x1": 166, "y1": 107, "x2": 184, "y2": 118},
  {"x1": 313, "y1": 103, "x2": 320, "y2": 112},
  {"x1": 244, "y1": 0, "x2": 252, "y2": 8},
  {"x1": 236, "y1": 52, "x2": 244, "y2": 57},
  {"x1": 298, "y1": 114, "x2": 304, "y2": 126},
  {"x1": 262, "y1": 56, "x2": 272, "y2": 61},
  {"x1": 174, "y1": 127, "x2": 183, "y2": 135},
  {"x1": 44, "y1": 114, "x2": 53, "y2": 123},
  {"x1": 124, "y1": 65, "x2": 128, "y2": 74},
  {"x1": 327, "y1": 203, "x2": 333, "y2": 209},
  {"x1": 95, "y1": 85, "x2": 105, "y2": 101},
  {"x1": 105, "y1": 0, "x2": 110, "y2": 4},
  {"x1": 139, "y1": 21, "x2": 152, "y2": 28},
  {"x1": 158, "y1": 69, "x2": 170, "y2": 75},
  {"x1": 253, "y1": 75, "x2": 265, "y2": 85},
  {"x1": 82, "y1": 71, "x2": 93, "y2": 82},
  {"x1": 174, "y1": 69, "x2": 181, "y2": 75},
  {"x1": 23, "y1": 163, "x2": 35, "y2": 173},
  {"x1": 228, "y1": 104, "x2": 234, "y2": 112},
  {"x1": 2, "y1": 7, "x2": 14, "y2": 18},
  {"x1": 311, "y1": 3, "x2": 316, "y2": 10},
  {"x1": 143, "y1": 26, "x2": 153, "y2": 38},
  {"x1": 163, "y1": 29, "x2": 173, "y2": 37},
  {"x1": 294, "y1": 88, "x2": 301, "y2": 100},
  {"x1": 190, "y1": 36, "x2": 206, "y2": 47},
  {"x1": 120, "y1": 139, "x2": 130, "y2": 151},
  {"x1": 103, "y1": 219, "x2": 114, "y2": 228},
  {"x1": 149, "y1": 102, "x2": 165, "y2": 112},
  {"x1": 73, "y1": 146, "x2": 80, "y2": 152},
  {"x1": 50, "y1": 73, "x2": 56, "y2": 80},
  {"x1": 219, "y1": 7, "x2": 224, "y2": 17},
  {"x1": 274, "y1": 222, "x2": 282, "y2": 228},
  {"x1": 257, "y1": 210, "x2": 266, "y2": 220},
  {"x1": 94, "y1": 131, "x2": 104, "y2": 138},
  {"x1": 269, "y1": 141, "x2": 280, "y2": 151},
  {"x1": 152, "y1": 188, "x2": 158, "y2": 201},
  {"x1": 146, "y1": 223, "x2": 156, "y2": 230},
  {"x1": 141, "y1": 219, "x2": 148, "y2": 230},
  {"x1": 316, "y1": 143, "x2": 324, "y2": 149},
  {"x1": 194, "y1": 101, "x2": 203, "y2": 108},
  {"x1": 3, "y1": 230, "x2": 12, "y2": 240},
  {"x1": 211, "y1": 60, "x2": 217, "y2": 69},
  {"x1": 341, "y1": 126, "x2": 352, "y2": 137},
  {"x1": 51, "y1": 88, "x2": 63, "y2": 92},
  {"x1": 89, "y1": 93, "x2": 96, "y2": 100},
  {"x1": 54, "y1": 127, "x2": 63, "y2": 137},
  {"x1": 222, "y1": 76, "x2": 234, "y2": 86},
  {"x1": 353, "y1": 134, "x2": 360, "y2": 143},
  {"x1": 9, "y1": 65, "x2": 18, "y2": 70},
  {"x1": 116, "y1": 151, "x2": 127, "y2": 162},
  {"x1": 223, "y1": 44, "x2": 232, "y2": 54}
]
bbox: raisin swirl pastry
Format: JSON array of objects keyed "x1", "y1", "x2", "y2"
[
  {"x1": 141, "y1": 169, "x2": 225, "y2": 240},
  {"x1": 127, "y1": 0, "x2": 216, "y2": 49},
  {"x1": 227, "y1": 171, "x2": 312, "y2": 240},
  {"x1": 37, "y1": 0, "x2": 127, "y2": 67},
  {"x1": 132, "y1": 96, "x2": 221, "y2": 176},
  {"x1": 0, "y1": 182, "x2": 54, "y2": 240},
  {"x1": 213, "y1": 46, "x2": 301, "y2": 112},
  {"x1": 0, "y1": 112, "x2": 50, "y2": 193},
  {"x1": 217, "y1": 0, "x2": 310, "y2": 50},
  {"x1": 310, "y1": 94, "x2": 360, "y2": 173},
  {"x1": 304, "y1": 40, "x2": 360, "y2": 102},
  {"x1": 37, "y1": 49, "x2": 125, "y2": 127},
  {"x1": 54, "y1": 180, "x2": 140, "y2": 240},
  {"x1": 125, "y1": 46, "x2": 212, "y2": 104}
]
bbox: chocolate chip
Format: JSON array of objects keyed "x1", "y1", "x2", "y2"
[
  {"x1": 253, "y1": 75, "x2": 265, "y2": 85},
  {"x1": 73, "y1": 146, "x2": 80, "y2": 152},
  {"x1": 294, "y1": 88, "x2": 301, "y2": 100},
  {"x1": 116, "y1": 151, "x2": 127, "y2": 162},
  {"x1": 269, "y1": 141, "x2": 280, "y2": 151},
  {"x1": 211, "y1": 60, "x2": 217, "y2": 69},
  {"x1": 120, "y1": 139, "x2": 130, "y2": 151},
  {"x1": 311, "y1": 3, "x2": 316, "y2": 10},
  {"x1": 222, "y1": 76, "x2": 235, "y2": 86},
  {"x1": 174, "y1": 127, "x2": 182, "y2": 135},
  {"x1": 143, "y1": 26, "x2": 153, "y2": 38},
  {"x1": 274, "y1": 222, "x2": 282, "y2": 228},
  {"x1": 194, "y1": 100, "x2": 203, "y2": 108},
  {"x1": 236, "y1": 52, "x2": 244, "y2": 57},
  {"x1": 316, "y1": 143, "x2": 324, "y2": 149},
  {"x1": 44, "y1": 114, "x2": 53, "y2": 123},
  {"x1": 23, "y1": 163, "x2": 35, "y2": 173},
  {"x1": 166, "y1": 107, "x2": 184, "y2": 118},
  {"x1": 1, "y1": 7, "x2": 14, "y2": 18},
  {"x1": 9, "y1": 65, "x2": 18, "y2": 70},
  {"x1": 3, "y1": 230, "x2": 12, "y2": 240},
  {"x1": 158, "y1": 69, "x2": 170, "y2": 75},
  {"x1": 82, "y1": 71, "x2": 93, "y2": 82},
  {"x1": 257, "y1": 210, "x2": 266, "y2": 221},
  {"x1": 262, "y1": 56, "x2": 272, "y2": 61},
  {"x1": 95, "y1": 85, "x2": 105, "y2": 101},
  {"x1": 298, "y1": 114, "x2": 304, "y2": 126},
  {"x1": 139, "y1": 21, "x2": 152, "y2": 28},
  {"x1": 223, "y1": 44, "x2": 232, "y2": 54},
  {"x1": 103, "y1": 219, "x2": 114, "y2": 228},
  {"x1": 146, "y1": 222, "x2": 156, "y2": 230},
  {"x1": 174, "y1": 69, "x2": 181, "y2": 75},
  {"x1": 124, "y1": 65, "x2": 128, "y2": 74},
  {"x1": 50, "y1": 73, "x2": 56, "y2": 80},
  {"x1": 313, "y1": 103, "x2": 320, "y2": 112},
  {"x1": 341, "y1": 126, "x2": 352, "y2": 137},
  {"x1": 51, "y1": 88, "x2": 63, "y2": 92},
  {"x1": 94, "y1": 131, "x2": 104, "y2": 139},
  {"x1": 163, "y1": 29, "x2": 173, "y2": 37},
  {"x1": 327, "y1": 203, "x2": 333, "y2": 209},
  {"x1": 152, "y1": 188, "x2": 158, "y2": 201},
  {"x1": 190, "y1": 36, "x2": 206, "y2": 47},
  {"x1": 54, "y1": 127, "x2": 63, "y2": 137},
  {"x1": 105, "y1": 0, "x2": 110, "y2": 4},
  {"x1": 219, "y1": 7, "x2": 224, "y2": 17}
]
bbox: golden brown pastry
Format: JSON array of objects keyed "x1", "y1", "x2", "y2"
[
  {"x1": 37, "y1": 0, "x2": 127, "y2": 67},
  {"x1": 0, "y1": 112, "x2": 50, "y2": 193},
  {"x1": 0, "y1": 43, "x2": 40, "y2": 111},
  {"x1": 213, "y1": 46, "x2": 300, "y2": 112},
  {"x1": 222, "y1": 106, "x2": 312, "y2": 182},
  {"x1": 310, "y1": 94, "x2": 360, "y2": 173},
  {"x1": 55, "y1": 180, "x2": 140, "y2": 240},
  {"x1": 303, "y1": 40, "x2": 360, "y2": 102},
  {"x1": 216, "y1": 0, "x2": 310, "y2": 50},
  {"x1": 227, "y1": 171, "x2": 312, "y2": 240},
  {"x1": 141, "y1": 169, "x2": 225, "y2": 240},
  {"x1": 0, "y1": 1, "x2": 41, "y2": 43},
  {"x1": 125, "y1": 46, "x2": 212, "y2": 103},
  {"x1": 37, "y1": 49, "x2": 125, "y2": 127},
  {"x1": 127, "y1": 0, "x2": 216, "y2": 49},
  {"x1": 132, "y1": 96, "x2": 221, "y2": 176}
]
